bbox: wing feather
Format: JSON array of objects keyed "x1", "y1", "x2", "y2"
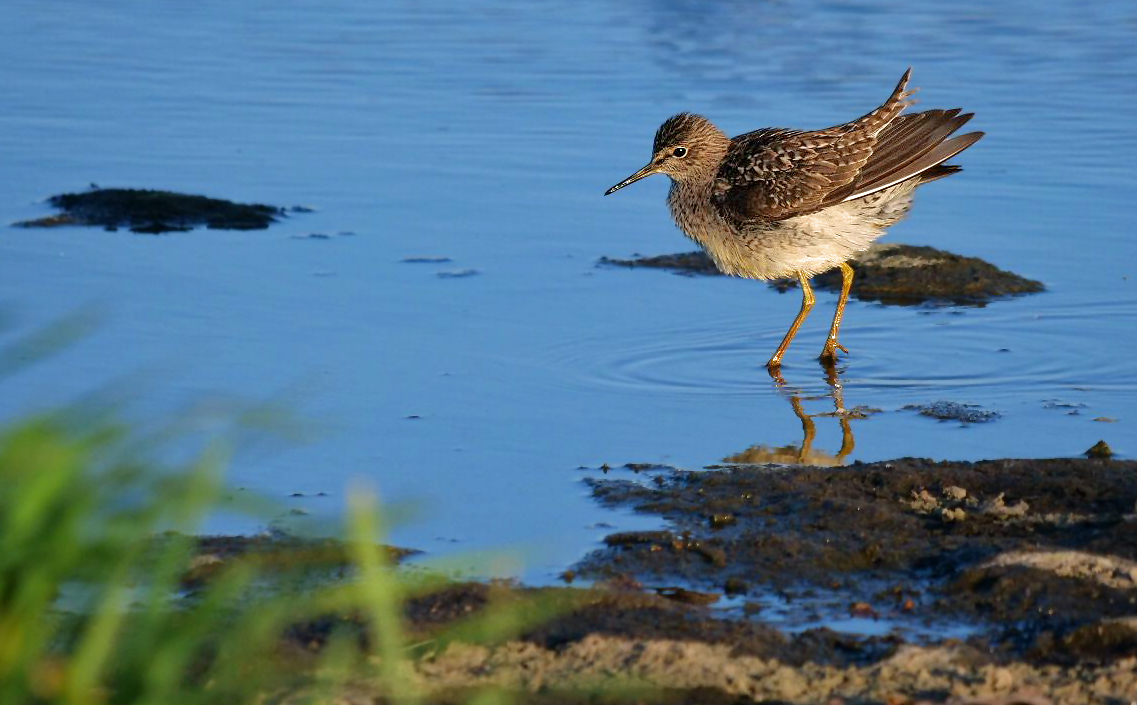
[{"x1": 712, "y1": 70, "x2": 983, "y2": 222}]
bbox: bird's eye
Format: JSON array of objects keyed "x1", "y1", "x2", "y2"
[{"x1": 672, "y1": 147, "x2": 688, "y2": 158}]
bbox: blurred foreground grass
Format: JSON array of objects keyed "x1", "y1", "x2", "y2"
[{"x1": 0, "y1": 324, "x2": 558, "y2": 705}]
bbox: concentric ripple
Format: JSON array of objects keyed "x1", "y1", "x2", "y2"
[{"x1": 536, "y1": 295, "x2": 1137, "y2": 406}]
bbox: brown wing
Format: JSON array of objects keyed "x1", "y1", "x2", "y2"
[
  {"x1": 713, "y1": 69, "x2": 917, "y2": 222},
  {"x1": 712, "y1": 127, "x2": 874, "y2": 221},
  {"x1": 838, "y1": 110, "x2": 983, "y2": 202}
]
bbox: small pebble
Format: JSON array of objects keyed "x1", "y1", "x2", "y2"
[
  {"x1": 1085, "y1": 440, "x2": 1113, "y2": 459},
  {"x1": 723, "y1": 577, "x2": 749, "y2": 595},
  {"x1": 943, "y1": 486, "x2": 968, "y2": 501},
  {"x1": 849, "y1": 602, "x2": 877, "y2": 619},
  {"x1": 710, "y1": 513, "x2": 737, "y2": 529}
]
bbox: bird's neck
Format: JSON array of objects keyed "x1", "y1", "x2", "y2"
[
  {"x1": 666, "y1": 132, "x2": 731, "y2": 245},
  {"x1": 667, "y1": 176, "x2": 720, "y2": 246}
]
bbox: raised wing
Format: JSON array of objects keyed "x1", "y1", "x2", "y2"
[
  {"x1": 712, "y1": 69, "x2": 918, "y2": 222},
  {"x1": 711, "y1": 127, "x2": 876, "y2": 221}
]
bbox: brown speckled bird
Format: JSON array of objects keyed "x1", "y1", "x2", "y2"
[{"x1": 605, "y1": 69, "x2": 983, "y2": 369}]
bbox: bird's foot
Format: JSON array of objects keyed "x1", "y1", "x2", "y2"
[
  {"x1": 819, "y1": 341, "x2": 849, "y2": 365},
  {"x1": 766, "y1": 357, "x2": 784, "y2": 374},
  {"x1": 766, "y1": 364, "x2": 788, "y2": 386}
]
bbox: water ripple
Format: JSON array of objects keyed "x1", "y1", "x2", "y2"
[{"x1": 538, "y1": 296, "x2": 1137, "y2": 402}]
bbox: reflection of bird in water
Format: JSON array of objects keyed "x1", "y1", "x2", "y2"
[
  {"x1": 724, "y1": 368, "x2": 871, "y2": 467},
  {"x1": 606, "y1": 69, "x2": 982, "y2": 369}
]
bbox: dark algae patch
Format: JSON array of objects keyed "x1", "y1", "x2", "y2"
[
  {"x1": 600, "y1": 243, "x2": 1045, "y2": 305},
  {"x1": 15, "y1": 188, "x2": 286, "y2": 233},
  {"x1": 600, "y1": 250, "x2": 723, "y2": 276},
  {"x1": 903, "y1": 401, "x2": 1001, "y2": 424},
  {"x1": 811, "y1": 244, "x2": 1046, "y2": 305}
]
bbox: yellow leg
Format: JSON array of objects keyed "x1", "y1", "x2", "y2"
[
  {"x1": 827, "y1": 367, "x2": 856, "y2": 462},
  {"x1": 835, "y1": 416, "x2": 856, "y2": 463},
  {"x1": 819, "y1": 262, "x2": 854, "y2": 365},
  {"x1": 790, "y1": 395, "x2": 817, "y2": 464},
  {"x1": 767, "y1": 271, "x2": 814, "y2": 369}
]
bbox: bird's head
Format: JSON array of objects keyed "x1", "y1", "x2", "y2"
[{"x1": 605, "y1": 113, "x2": 728, "y2": 195}]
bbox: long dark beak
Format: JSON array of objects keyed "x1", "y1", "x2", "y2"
[{"x1": 604, "y1": 162, "x2": 660, "y2": 195}]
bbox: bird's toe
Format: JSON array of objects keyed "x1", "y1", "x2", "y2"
[{"x1": 819, "y1": 343, "x2": 849, "y2": 365}]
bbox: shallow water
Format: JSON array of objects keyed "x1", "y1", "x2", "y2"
[
  {"x1": 1, "y1": 0, "x2": 1135, "y2": 586},
  {"x1": 718, "y1": 590, "x2": 981, "y2": 644}
]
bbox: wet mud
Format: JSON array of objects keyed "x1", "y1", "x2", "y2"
[
  {"x1": 287, "y1": 582, "x2": 895, "y2": 667},
  {"x1": 254, "y1": 458, "x2": 1137, "y2": 703},
  {"x1": 274, "y1": 552, "x2": 1135, "y2": 703},
  {"x1": 599, "y1": 244, "x2": 1045, "y2": 305},
  {"x1": 575, "y1": 458, "x2": 1137, "y2": 665},
  {"x1": 15, "y1": 188, "x2": 288, "y2": 233},
  {"x1": 178, "y1": 530, "x2": 417, "y2": 590}
]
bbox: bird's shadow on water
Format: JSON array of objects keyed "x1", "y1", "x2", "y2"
[{"x1": 725, "y1": 365, "x2": 876, "y2": 467}]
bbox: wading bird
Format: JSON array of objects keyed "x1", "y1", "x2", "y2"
[{"x1": 605, "y1": 69, "x2": 982, "y2": 369}]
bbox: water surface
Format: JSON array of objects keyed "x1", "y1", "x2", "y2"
[{"x1": 1, "y1": 0, "x2": 1134, "y2": 583}]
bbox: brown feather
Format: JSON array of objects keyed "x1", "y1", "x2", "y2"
[
  {"x1": 837, "y1": 110, "x2": 970, "y2": 200},
  {"x1": 918, "y1": 163, "x2": 963, "y2": 184},
  {"x1": 712, "y1": 69, "x2": 929, "y2": 222},
  {"x1": 843, "y1": 128, "x2": 983, "y2": 202},
  {"x1": 671, "y1": 70, "x2": 984, "y2": 227}
]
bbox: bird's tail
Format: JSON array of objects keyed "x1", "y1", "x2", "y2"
[{"x1": 850, "y1": 68, "x2": 918, "y2": 137}]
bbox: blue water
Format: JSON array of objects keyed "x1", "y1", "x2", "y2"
[{"x1": 1, "y1": 0, "x2": 1135, "y2": 583}]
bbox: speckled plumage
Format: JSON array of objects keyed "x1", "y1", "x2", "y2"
[{"x1": 606, "y1": 69, "x2": 983, "y2": 368}]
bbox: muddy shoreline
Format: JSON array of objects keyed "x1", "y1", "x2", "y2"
[
  {"x1": 232, "y1": 456, "x2": 1137, "y2": 703},
  {"x1": 576, "y1": 458, "x2": 1136, "y2": 662}
]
